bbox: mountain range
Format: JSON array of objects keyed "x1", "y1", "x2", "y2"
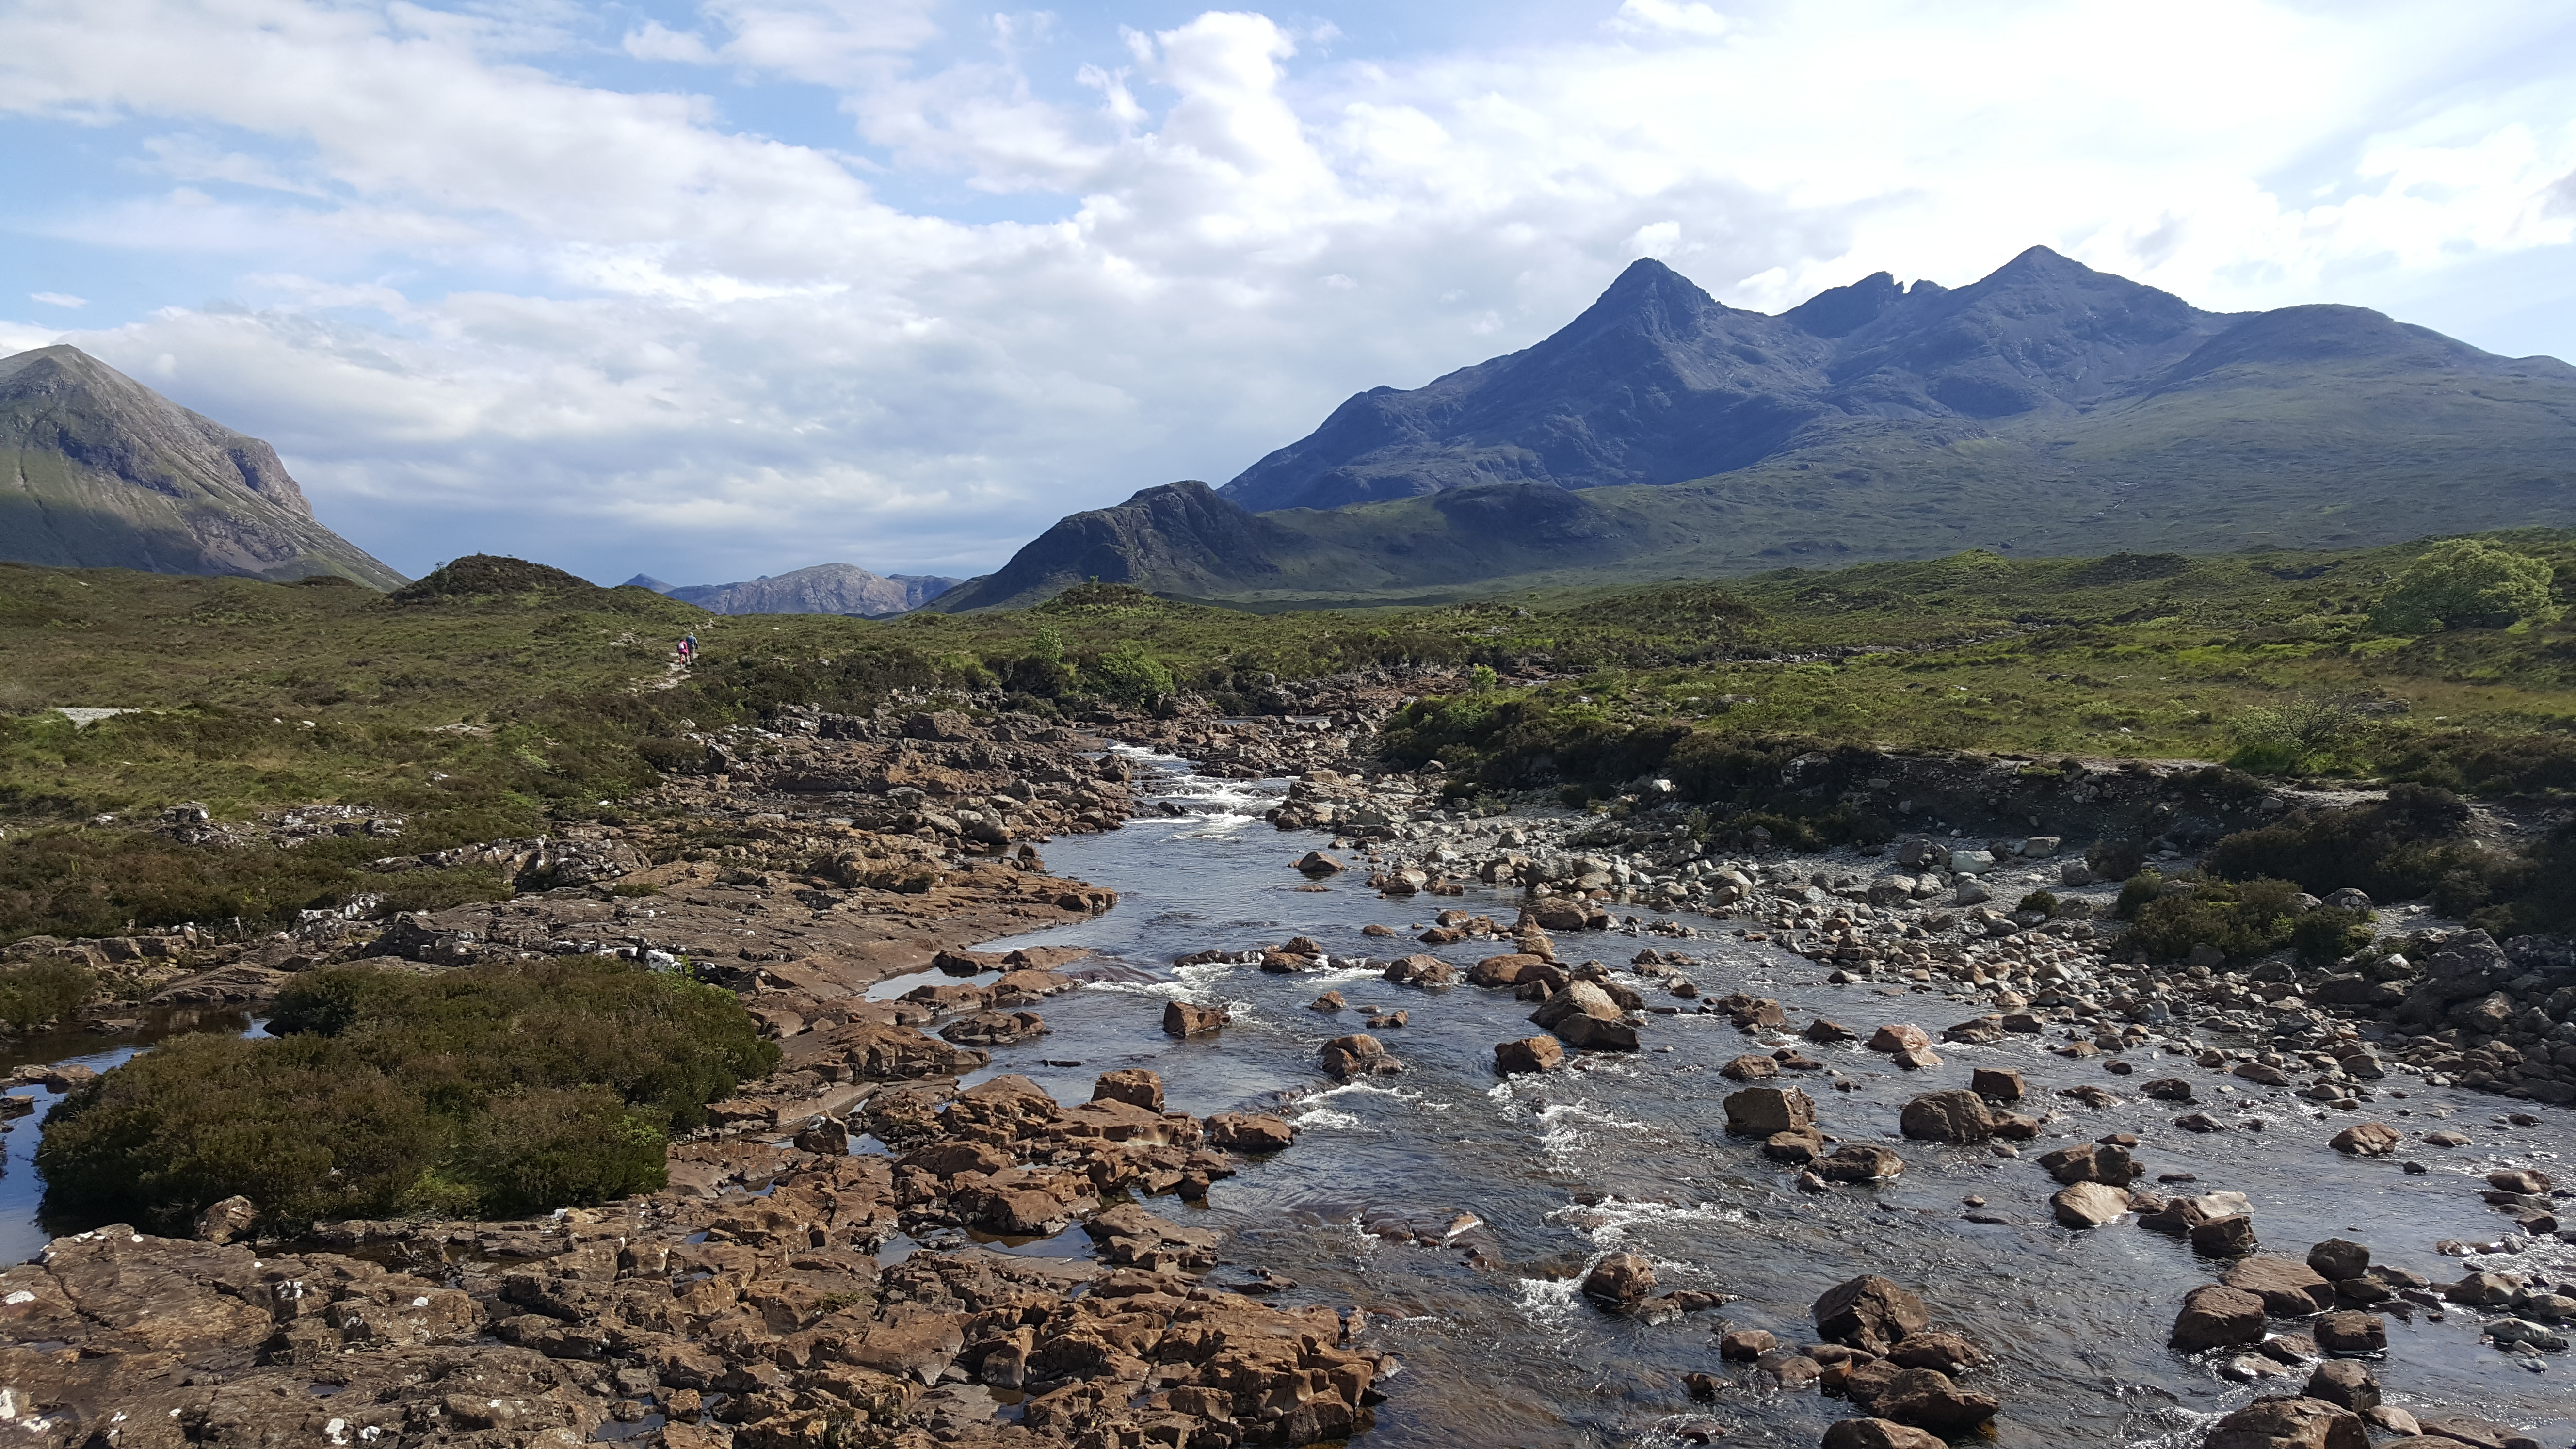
[
  {"x1": 625, "y1": 564, "x2": 959, "y2": 616},
  {"x1": 0, "y1": 346, "x2": 403, "y2": 589},
  {"x1": 935, "y1": 246, "x2": 2576, "y2": 609}
]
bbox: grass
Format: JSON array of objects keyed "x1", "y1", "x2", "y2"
[{"x1": 0, "y1": 531, "x2": 2569, "y2": 943}]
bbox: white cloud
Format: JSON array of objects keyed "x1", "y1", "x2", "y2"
[
  {"x1": 29, "y1": 292, "x2": 86, "y2": 308},
  {"x1": 0, "y1": 0, "x2": 2571, "y2": 585}
]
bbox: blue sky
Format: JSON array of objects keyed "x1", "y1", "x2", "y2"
[{"x1": 6, "y1": 0, "x2": 2576, "y2": 587}]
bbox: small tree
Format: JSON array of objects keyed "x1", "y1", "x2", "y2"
[{"x1": 2368, "y1": 540, "x2": 2555, "y2": 634}]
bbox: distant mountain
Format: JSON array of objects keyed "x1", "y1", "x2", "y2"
[
  {"x1": 1221, "y1": 246, "x2": 2575, "y2": 512},
  {"x1": 936, "y1": 248, "x2": 2576, "y2": 609},
  {"x1": 0, "y1": 345, "x2": 404, "y2": 588},
  {"x1": 630, "y1": 563, "x2": 960, "y2": 616}
]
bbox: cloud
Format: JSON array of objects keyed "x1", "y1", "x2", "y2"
[
  {"x1": 29, "y1": 292, "x2": 86, "y2": 308},
  {"x1": 0, "y1": 0, "x2": 2571, "y2": 586}
]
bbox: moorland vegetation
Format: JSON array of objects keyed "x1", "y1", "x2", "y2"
[{"x1": 0, "y1": 530, "x2": 2569, "y2": 950}]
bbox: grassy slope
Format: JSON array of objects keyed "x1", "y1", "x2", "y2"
[{"x1": 0, "y1": 530, "x2": 2568, "y2": 941}]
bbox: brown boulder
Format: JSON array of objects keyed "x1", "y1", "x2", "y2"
[
  {"x1": 1580, "y1": 1252, "x2": 1656, "y2": 1305},
  {"x1": 2172, "y1": 1285, "x2": 2268, "y2": 1350},
  {"x1": 2192, "y1": 1213, "x2": 2261, "y2": 1258},
  {"x1": 1722, "y1": 1053, "x2": 1782, "y2": 1082},
  {"x1": 1873, "y1": 1366, "x2": 1998, "y2": 1432},
  {"x1": 1494, "y1": 1036, "x2": 1564, "y2": 1075},
  {"x1": 1724, "y1": 1086, "x2": 1817, "y2": 1137},
  {"x1": 2302, "y1": 1359, "x2": 2378, "y2": 1412},
  {"x1": 2328, "y1": 1123, "x2": 2400, "y2": 1157},
  {"x1": 2051, "y1": 1182, "x2": 2132, "y2": 1228},
  {"x1": 2311, "y1": 1312, "x2": 2383, "y2": 1354},
  {"x1": 2223, "y1": 1257, "x2": 2335, "y2": 1316},
  {"x1": 2306, "y1": 1239, "x2": 2370, "y2": 1282},
  {"x1": 1822, "y1": 1421, "x2": 1946, "y2": 1449},
  {"x1": 1970, "y1": 1067, "x2": 2026, "y2": 1101},
  {"x1": 1161, "y1": 1000, "x2": 1229, "y2": 1037},
  {"x1": 1899, "y1": 1090, "x2": 1996, "y2": 1143},
  {"x1": 1205, "y1": 1112, "x2": 1295, "y2": 1152},
  {"x1": 1813, "y1": 1275, "x2": 1929, "y2": 1352},
  {"x1": 1092, "y1": 1069, "x2": 1165, "y2": 1112},
  {"x1": 1867, "y1": 1023, "x2": 1931, "y2": 1054},
  {"x1": 2201, "y1": 1395, "x2": 2368, "y2": 1449},
  {"x1": 1817, "y1": 1145, "x2": 1906, "y2": 1182}
]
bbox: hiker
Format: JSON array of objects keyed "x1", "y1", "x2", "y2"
[{"x1": 678, "y1": 632, "x2": 697, "y2": 666}]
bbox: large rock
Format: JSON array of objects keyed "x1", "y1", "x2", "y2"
[
  {"x1": 2172, "y1": 1285, "x2": 2268, "y2": 1350},
  {"x1": 1816, "y1": 1145, "x2": 1906, "y2": 1182},
  {"x1": 1580, "y1": 1252, "x2": 1656, "y2": 1305},
  {"x1": 1724, "y1": 1086, "x2": 1816, "y2": 1137},
  {"x1": 2200, "y1": 1395, "x2": 2368, "y2": 1449},
  {"x1": 193, "y1": 1195, "x2": 258, "y2": 1245},
  {"x1": 2311, "y1": 1312, "x2": 2383, "y2": 1354},
  {"x1": 1867, "y1": 1024, "x2": 1932, "y2": 1054},
  {"x1": 1162, "y1": 1000, "x2": 1230, "y2": 1037},
  {"x1": 1970, "y1": 1067, "x2": 2026, "y2": 1101},
  {"x1": 2328, "y1": 1123, "x2": 2400, "y2": 1157},
  {"x1": 1872, "y1": 1367, "x2": 1999, "y2": 1432},
  {"x1": 1530, "y1": 981, "x2": 1623, "y2": 1029},
  {"x1": 1899, "y1": 1090, "x2": 1996, "y2": 1144},
  {"x1": 2223, "y1": 1258, "x2": 2334, "y2": 1316},
  {"x1": 1494, "y1": 1036, "x2": 1565, "y2": 1075},
  {"x1": 1822, "y1": 1421, "x2": 1946, "y2": 1449},
  {"x1": 1206, "y1": 1112, "x2": 1296, "y2": 1152},
  {"x1": 2302, "y1": 1360, "x2": 2378, "y2": 1412},
  {"x1": 2306, "y1": 1239, "x2": 2370, "y2": 1282},
  {"x1": 1813, "y1": 1275, "x2": 1929, "y2": 1352},
  {"x1": 2051, "y1": 1182, "x2": 2132, "y2": 1228},
  {"x1": 1554, "y1": 1014, "x2": 1641, "y2": 1052},
  {"x1": 1092, "y1": 1069, "x2": 1164, "y2": 1112}
]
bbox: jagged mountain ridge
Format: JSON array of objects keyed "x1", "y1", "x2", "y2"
[
  {"x1": 628, "y1": 563, "x2": 960, "y2": 616},
  {"x1": 1218, "y1": 246, "x2": 2569, "y2": 513},
  {"x1": 0, "y1": 346, "x2": 404, "y2": 589},
  {"x1": 943, "y1": 247, "x2": 2576, "y2": 609}
]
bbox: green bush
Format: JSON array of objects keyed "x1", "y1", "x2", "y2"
[
  {"x1": 2224, "y1": 697, "x2": 2375, "y2": 776},
  {"x1": 2368, "y1": 539, "x2": 2556, "y2": 634},
  {"x1": 2017, "y1": 891, "x2": 2059, "y2": 916},
  {"x1": 2123, "y1": 875, "x2": 2305, "y2": 965},
  {"x1": 0, "y1": 960, "x2": 92, "y2": 1029},
  {"x1": 2289, "y1": 906, "x2": 2374, "y2": 966},
  {"x1": 39, "y1": 956, "x2": 776, "y2": 1231},
  {"x1": 1082, "y1": 642, "x2": 1175, "y2": 706}
]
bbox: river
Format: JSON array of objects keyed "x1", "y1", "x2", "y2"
[{"x1": 2, "y1": 747, "x2": 2570, "y2": 1447}]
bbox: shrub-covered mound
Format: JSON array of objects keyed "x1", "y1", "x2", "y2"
[{"x1": 36, "y1": 956, "x2": 778, "y2": 1231}]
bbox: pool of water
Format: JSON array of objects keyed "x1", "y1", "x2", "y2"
[{"x1": 947, "y1": 747, "x2": 2576, "y2": 1448}]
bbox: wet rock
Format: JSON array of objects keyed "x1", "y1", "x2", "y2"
[
  {"x1": 2413, "y1": 1416, "x2": 2527, "y2": 1449},
  {"x1": 1555, "y1": 1014, "x2": 1642, "y2": 1052},
  {"x1": 1531, "y1": 980, "x2": 1623, "y2": 1029},
  {"x1": 1885, "y1": 1332, "x2": 1989, "y2": 1373},
  {"x1": 2200, "y1": 1395, "x2": 2369, "y2": 1449},
  {"x1": 1970, "y1": 1067, "x2": 2026, "y2": 1101},
  {"x1": 1162, "y1": 1000, "x2": 1230, "y2": 1037},
  {"x1": 1760, "y1": 1349, "x2": 1823, "y2": 1386},
  {"x1": 2193, "y1": 1214, "x2": 2261, "y2": 1258},
  {"x1": 1813, "y1": 1275, "x2": 1929, "y2": 1353},
  {"x1": 193, "y1": 1194, "x2": 258, "y2": 1245},
  {"x1": 2307, "y1": 1239, "x2": 2370, "y2": 1283},
  {"x1": 2051, "y1": 1182, "x2": 2132, "y2": 1228},
  {"x1": 791, "y1": 1114, "x2": 850, "y2": 1155},
  {"x1": 1494, "y1": 1036, "x2": 1565, "y2": 1075},
  {"x1": 2141, "y1": 1077, "x2": 2197, "y2": 1102},
  {"x1": 1083, "y1": 1202, "x2": 1220, "y2": 1271},
  {"x1": 1093, "y1": 1068, "x2": 1165, "y2": 1112},
  {"x1": 2311, "y1": 1312, "x2": 2384, "y2": 1354},
  {"x1": 1206, "y1": 1111, "x2": 1296, "y2": 1153},
  {"x1": 940, "y1": 1009, "x2": 1049, "y2": 1046},
  {"x1": 1580, "y1": 1252, "x2": 1656, "y2": 1305},
  {"x1": 1725, "y1": 1087, "x2": 1818, "y2": 1137},
  {"x1": 2302, "y1": 1360, "x2": 2378, "y2": 1412},
  {"x1": 1867, "y1": 1023, "x2": 1931, "y2": 1054},
  {"x1": 1817, "y1": 1145, "x2": 1906, "y2": 1183},
  {"x1": 2172, "y1": 1285, "x2": 2269, "y2": 1350},
  {"x1": 1823, "y1": 1420, "x2": 1947, "y2": 1449},
  {"x1": 1723, "y1": 1053, "x2": 1782, "y2": 1081},
  {"x1": 1805, "y1": 1018, "x2": 1857, "y2": 1043},
  {"x1": 2222, "y1": 1258, "x2": 2335, "y2": 1316},
  {"x1": 1311, "y1": 990, "x2": 1346, "y2": 1011},
  {"x1": 1320, "y1": 1033, "x2": 1400, "y2": 1078},
  {"x1": 1383, "y1": 953, "x2": 1457, "y2": 987},
  {"x1": 1294, "y1": 850, "x2": 1345, "y2": 874},
  {"x1": 2040, "y1": 1142, "x2": 2141, "y2": 1187},
  {"x1": 2328, "y1": 1123, "x2": 2400, "y2": 1157},
  {"x1": 2487, "y1": 1168, "x2": 2555, "y2": 1194},
  {"x1": 1900, "y1": 1090, "x2": 1996, "y2": 1143},
  {"x1": 1874, "y1": 1366, "x2": 1999, "y2": 1432},
  {"x1": 1719, "y1": 1329, "x2": 1776, "y2": 1359},
  {"x1": 1764, "y1": 1129, "x2": 1827, "y2": 1164}
]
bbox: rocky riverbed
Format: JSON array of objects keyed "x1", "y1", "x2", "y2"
[{"x1": 0, "y1": 683, "x2": 2570, "y2": 1449}]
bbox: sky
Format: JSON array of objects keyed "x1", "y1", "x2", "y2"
[{"x1": 4, "y1": 0, "x2": 2576, "y2": 588}]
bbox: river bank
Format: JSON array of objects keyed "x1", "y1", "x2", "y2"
[{"x1": 0, "y1": 694, "x2": 2570, "y2": 1449}]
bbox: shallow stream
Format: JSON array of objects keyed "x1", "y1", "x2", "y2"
[
  {"x1": 931, "y1": 747, "x2": 2575, "y2": 1448},
  {"x1": 1, "y1": 749, "x2": 2569, "y2": 1446}
]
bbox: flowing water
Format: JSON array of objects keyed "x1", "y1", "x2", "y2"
[
  {"x1": 927, "y1": 747, "x2": 2574, "y2": 1448},
  {"x1": 0, "y1": 748, "x2": 2568, "y2": 1446}
]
